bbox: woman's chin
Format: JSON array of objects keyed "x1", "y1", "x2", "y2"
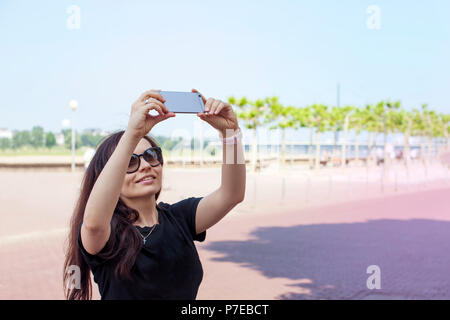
[{"x1": 135, "y1": 184, "x2": 158, "y2": 193}]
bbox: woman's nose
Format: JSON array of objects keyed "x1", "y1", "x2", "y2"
[{"x1": 140, "y1": 157, "x2": 153, "y2": 170}]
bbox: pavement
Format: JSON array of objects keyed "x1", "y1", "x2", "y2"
[{"x1": 1, "y1": 162, "x2": 450, "y2": 299}]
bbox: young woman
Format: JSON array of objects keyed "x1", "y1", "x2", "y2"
[{"x1": 63, "y1": 89, "x2": 246, "y2": 300}]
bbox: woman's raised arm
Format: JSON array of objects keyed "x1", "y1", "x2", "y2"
[{"x1": 81, "y1": 90, "x2": 175, "y2": 254}]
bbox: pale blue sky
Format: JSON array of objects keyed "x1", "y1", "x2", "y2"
[{"x1": 0, "y1": 0, "x2": 449, "y2": 142}]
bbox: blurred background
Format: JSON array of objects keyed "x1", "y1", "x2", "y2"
[{"x1": 1, "y1": 0, "x2": 450, "y2": 300}]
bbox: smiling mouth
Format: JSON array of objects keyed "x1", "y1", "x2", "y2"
[
  {"x1": 136, "y1": 175, "x2": 156, "y2": 183},
  {"x1": 137, "y1": 178, "x2": 155, "y2": 184}
]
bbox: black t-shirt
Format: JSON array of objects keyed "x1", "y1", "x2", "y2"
[{"x1": 78, "y1": 197, "x2": 206, "y2": 300}]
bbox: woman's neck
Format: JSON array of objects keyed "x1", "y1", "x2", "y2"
[{"x1": 123, "y1": 196, "x2": 159, "y2": 227}]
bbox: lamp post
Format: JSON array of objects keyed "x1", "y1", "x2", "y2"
[{"x1": 69, "y1": 100, "x2": 78, "y2": 172}]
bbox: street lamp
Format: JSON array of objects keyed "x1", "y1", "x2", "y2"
[{"x1": 69, "y1": 100, "x2": 78, "y2": 172}]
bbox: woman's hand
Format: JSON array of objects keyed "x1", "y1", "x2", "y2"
[
  {"x1": 126, "y1": 90, "x2": 175, "y2": 139},
  {"x1": 193, "y1": 89, "x2": 240, "y2": 135}
]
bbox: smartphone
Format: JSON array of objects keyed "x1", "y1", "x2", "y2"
[{"x1": 159, "y1": 91, "x2": 204, "y2": 114}]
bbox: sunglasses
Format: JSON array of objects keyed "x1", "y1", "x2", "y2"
[{"x1": 127, "y1": 147, "x2": 163, "y2": 174}]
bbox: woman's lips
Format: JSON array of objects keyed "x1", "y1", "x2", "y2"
[{"x1": 137, "y1": 178, "x2": 154, "y2": 184}]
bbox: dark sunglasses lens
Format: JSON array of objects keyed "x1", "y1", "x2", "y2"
[
  {"x1": 128, "y1": 155, "x2": 139, "y2": 172},
  {"x1": 143, "y1": 148, "x2": 161, "y2": 166}
]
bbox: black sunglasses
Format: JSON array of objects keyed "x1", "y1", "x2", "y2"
[{"x1": 127, "y1": 147, "x2": 163, "y2": 174}]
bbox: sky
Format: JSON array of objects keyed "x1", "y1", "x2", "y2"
[{"x1": 0, "y1": 0, "x2": 449, "y2": 143}]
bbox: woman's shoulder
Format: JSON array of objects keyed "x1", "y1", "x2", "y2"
[
  {"x1": 158, "y1": 197, "x2": 202, "y2": 212},
  {"x1": 157, "y1": 197, "x2": 205, "y2": 242},
  {"x1": 157, "y1": 201, "x2": 170, "y2": 211}
]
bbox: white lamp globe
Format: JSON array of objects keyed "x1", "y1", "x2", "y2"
[
  {"x1": 62, "y1": 119, "x2": 71, "y2": 128},
  {"x1": 69, "y1": 99, "x2": 78, "y2": 111}
]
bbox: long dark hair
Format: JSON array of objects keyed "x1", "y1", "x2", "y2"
[{"x1": 63, "y1": 130, "x2": 163, "y2": 300}]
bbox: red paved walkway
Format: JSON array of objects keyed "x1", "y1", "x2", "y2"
[{"x1": 1, "y1": 167, "x2": 449, "y2": 299}]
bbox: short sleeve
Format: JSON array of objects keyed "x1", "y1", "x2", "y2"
[
  {"x1": 77, "y1": 223, "x2": 108, "y2": 269},
  {"x1": 166, "y1": 197, "x2": 206, "y2": 242}
]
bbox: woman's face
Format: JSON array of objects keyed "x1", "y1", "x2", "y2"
[{"x1": 120, "y1": 138, "x2": 163, "y2": 200}]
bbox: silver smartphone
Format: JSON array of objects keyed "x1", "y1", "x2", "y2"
[{"x1": 159, "y1": 91, "x2": 205, "y2": 114}]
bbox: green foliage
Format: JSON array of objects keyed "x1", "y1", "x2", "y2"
[
  {"x1": 364, "y1": 103, "x2": 384, "y2": 133},
  {"x1": 0, "y1": 138, "x2": 11, "y2": 149},
  {"x1": 154, "y1": 135, "x2": 183, "y2": 151},
  {"x1": 12, "y1": 130, "x2": 31, "y2": 149},
  {"x1": 30, "y1": 126, "x2": 44, "y2": 148},
  {"x1": 263, "y1": 97, "x2": 297, "y2": 130},
  {"x1": 228, "y1": 96, "x2": 267, "y2": 130},
  {"x1": 292, "y1": 106, "x2": 313, "y2": 128},
  {"x1": 310, "y1": 103, "x2": 329, "y2": 132},
  {"x1": 2, "y1": 96, "x2": 449, "y2": 156},
  {"x1": 80, "y1": 133, "x2": 103, "y2": 148},
  {"x1": 412, "y1": 106, "x2": 427, "y2": 136},
  {"x1": 45, "y1": 132, "x2": 56, "y2": 148},
  {"x1": 329, "y1": 106, "x2": 345, "y2": 132},
  {"x1": 64, "y1": 130, "x2": 82, "y2": 150},
  {"x1": 349, "y1": 107, "x2": 365, "y2": 133},
  {"x1": 439, "y1": 114, "x2": 450, "y2": 137},
  {"x1": 192, "y1": 138, "x2": 210, "y2": 150},
  {"x1": 390, "y1": 109, "x2": 412, "y2": 134}
]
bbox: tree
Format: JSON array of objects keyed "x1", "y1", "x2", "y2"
[
  {"x1": 64, "y1": 130, "x2": 82, "y2": 150},
  {"x1": 390, "y1": 109, "x2": 413, "y2": 167},
  {"x1": 62, "y1": 129, "x2": 71, "y2": 141},
  {"x1": 424, "y1": 109, "x2": 440, "y2": 158},
  {"x1": 382, "y1": 100, "x2": 401, "y2": 165},
  {"x1": 289, "y1": 105, "x2": 315, "y2": 167},
  {"x1": 361, "y1": 104, "x2": 381, "y2": 166},
  {"x1": 438, "y1": 114, "x2": 450, "y2": 149},
  {"x1": 157, "y1": 136, "x2": 183, "y2": 151},
  {"x1": 228, "y1": 96, "x2": 267, "y2": 172},
  {"x1": 30, "y1": 126, "x2": 44, "y2": 148},
  {"x1": 348, "y1": 107, "x2": 365, "y2": 164},
  {"x1": 12, "y1": 130, "x2": 31, "y2": 149},
  {"x1": 328, "y1": 106, "x2": 345, "y2": 157},
  {"x1": 0, "y1": 138, "x2": 11, "y2": 150},
  {"x1": 263, "y1": 97, "x2": 297, "y2": 170},
  {"x1": 412, "y1": 106, "x2": 427, "y2": 162},
  {"x1": 80, "y1": 133, "x2": 103, "y2": 148},
  {"x1": 45, "y1": 132, "x2": 56, "y2": 148},
  {"x1": 338, "y1": 105, "x2": 354, "y2": 167},
  {"x1": 309, "y1": 104, "x2": 328, "y2": 169}
]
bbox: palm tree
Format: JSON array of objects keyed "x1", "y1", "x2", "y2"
[
  {"x1": 291, "y1": 105, "x2": 314, "y2": 168},
  {"x1": 228, "y1": 96, "x2": 267, "y2": 172},
  {"x1": 348, "y1": 107, "x2": 365, "y2": 165},
  {"x1": 309, "y1": 104, "x2": 328, "y2": 169},
  {"x1": 412, "y1": 106, "x2": 427, "y2": 162},
  {"x1": 383, "y1": 100, "x2": 401, "y2": 165},
  {"x1": 439, "y1": 114, "x2": 450, "y2": 149},
  {"x1": 364, "y1": 103, "x2": 384, "y2": 166},
  {"x1": 339, "y1": 105, "x2": 354, "y2": 167},
  {"x1": 329, "y1": 106, "x2": 345, "y2": 157},
  {"x1": 264, "y1": 97, "x2": 297, "y2": 170},
  {"x1": 432, "y1": 113, "x2": 446, "y2": 154},
  {"x1": 425, "y1": 109, "x2": 441, "y2": 158},
  {"x1": 391, "y1": 109, "x2": 413, "y2": 167}
]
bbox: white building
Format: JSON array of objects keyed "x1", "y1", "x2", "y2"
[
  {"x1": 55, "y1": 133, "x2": 65, "y2": 145},
  {"x1": 0, "y1": 128, "x2": 13, "y2": 139},
  {"x1": 84, "y1": 128, "x2": 110, "y2": 136}
]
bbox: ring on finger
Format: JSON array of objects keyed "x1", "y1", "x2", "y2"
[{"x1": 144, "y1": 99, "x2": 150, "y2": 105}]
